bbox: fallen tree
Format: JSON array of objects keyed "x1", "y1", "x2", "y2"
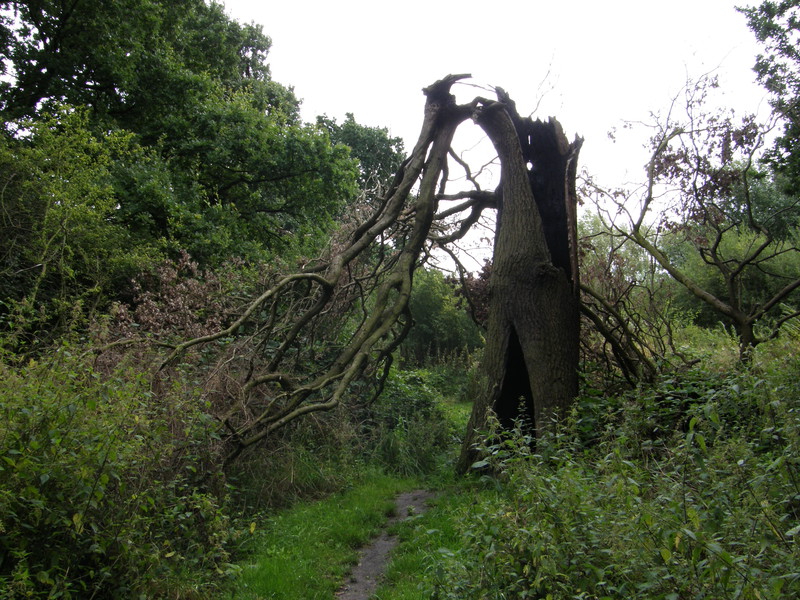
[{"x1": 149, "y1": 75, "x2": 583, "y2": 467}]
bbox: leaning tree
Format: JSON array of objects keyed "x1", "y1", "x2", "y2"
[{"x1": 152, "y1": 75, "x2": 583, "y2": 469}]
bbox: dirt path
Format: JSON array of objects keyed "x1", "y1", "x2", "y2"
[{"x1": 336, "y1": 489, "x2": 436, "y2": 600}]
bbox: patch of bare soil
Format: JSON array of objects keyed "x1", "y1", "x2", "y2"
[{"x1": 336, "y1": 489, "x2": 436, "y2": 600}]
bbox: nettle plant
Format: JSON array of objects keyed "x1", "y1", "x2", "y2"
[{"x1": 434, "y1": 363, "x2": 800, "y2": 600}]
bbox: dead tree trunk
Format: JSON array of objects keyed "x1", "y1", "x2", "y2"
[
  {"x1": 150, "y1": 75, "x2": 582, "y2": 469},
  {"x1": 456, "y1": 101, "x2": 582, "y2": 474}
]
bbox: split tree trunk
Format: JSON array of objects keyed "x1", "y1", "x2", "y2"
[
  {"x1": 158, "y1": 75, "x2": 582, "y2": 469},
  {"x1": 456, "y1": 100, "x2": 582, "y2": 474}
]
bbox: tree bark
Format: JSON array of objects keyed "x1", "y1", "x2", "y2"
[{"x1": 456, "y1": 101, "x2": 582, "y2": 474}]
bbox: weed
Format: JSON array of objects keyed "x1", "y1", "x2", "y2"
[{"x1": 375, "y1": 356, "x2": 800, "y2": 599}]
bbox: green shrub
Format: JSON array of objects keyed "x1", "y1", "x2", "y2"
[
  {"x1": 431, "y1": 360, "x2": 800, "y2": 599},
  {"x1": 0, "y1": 108, "x2": 161, "y2": 350},
  {"x1": 367, "y1": 369, "x2": 452, "y2": 476},
  {"x1": 0, "y1": 347, "x2": 235, "y2": 598},
  {"x1": 421, "y1": 351, "x2": 485, "y2": 404}
]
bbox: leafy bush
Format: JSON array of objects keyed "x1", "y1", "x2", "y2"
[
  {"x1": 432, "y1": 359, "x2": 800, "y2": 599},
  {"x1": 0, "y1": 108, "x2": 160, "y2": 350},
  {"x1": 0, "y1": 348, "x2": 236, "y2": 598}
]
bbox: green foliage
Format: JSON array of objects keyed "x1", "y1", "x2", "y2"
[
  {"x1": 672, "y1": 321, "x2": 741, "y2": 371},
  {"x1": 155, "y1": 85, "x2": 359, "y2": 264},
  {"x1": 0, "y1": 0, "x2": 275, "y2": 124},
  {"x1": 224, "y1": 397, "x2": 366, "y2": 513},
  {"x1": 724, "y1": 170, "x2": 800, "y2": 240},
  {"x1": 740, "y1": 0, "x2": 800, "y2": 193},
  {"x1": 0, "y1": 0, "x2": 369, "y2": 359},
  {"x1": 0, "y1": 348, "x2": 236, "y2": 598},
  {"x1": 0, "y1": 107, "x2": 159, "y2": 345},
  {"x1": 407, "y1": 354, "x2": 800, "y2": 599},
  {"x1": 317, "y1": 112, "x2": 406, "y2": 196},
  {"x1": 663, "y1": 181, "x2": 800, "y2": 330},
  {"x1": 1, "y1": 0, "x2": 361, "y2": 276},
  {"x1": 592, "y1": 77, "x2": 800, "y2": 358},
  {"x1": 424, "y1": 355, "x2": 486, "y2": 405},
  {"x1": 578, "y1": 213, "x2": 679, "y2": 384},
  {"x1": 368, "y1": 369, "x2": 453, "y2": 476},
  {"x1": 402, "y1": 269, "x2": 484, "y2": 366}
]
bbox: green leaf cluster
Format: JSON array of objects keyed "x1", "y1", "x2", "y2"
[
  {"x1": 424, "y1": 357, "x2": 800, "y2": 599},
  {"x1": 741, "y1": 0, "x2": 800, "y2": 193},
  {"x1": 0, "y1": 108, "x2": 160, "y2": 344},
  {"x1": 317, "y1": 112, "x2": 406, "y2": 197},
  {"x1": 366, "y1": 368, "x2": 453, "y2": 476},
  {"x1": 0, "y1": 348, "x2": 235, "y2": 598},
  {"x1": 0, "y1": 0, "x2": 364, "y2": 344},
  {"x1": 402, "y1": 269, "x2": 484, "y2": 366},
  {"x1": 668, "y1": 223, "x2": 800, "y2": 329}
]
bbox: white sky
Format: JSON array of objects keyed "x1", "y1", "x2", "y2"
[{"x1": 221, "y1": 0, "x2": 768, "y2": 187}]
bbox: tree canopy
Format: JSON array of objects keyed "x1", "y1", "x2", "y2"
[
  {"x1": 0, "y1": 0, "x2": 386, "y2": 342},
  {"x1": 0, "y1": 0, "x2": 361, "y2": 269},
  {"x1": 317, "y1": 113, "x2": 406, "y2": 199},
  {"x1": 740, "y1": 0, "x2": 800, "y2": 192}
]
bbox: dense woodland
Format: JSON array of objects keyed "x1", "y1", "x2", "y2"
[{"x1": 1, "y1": 1, "x2": 800, "y2": 598}]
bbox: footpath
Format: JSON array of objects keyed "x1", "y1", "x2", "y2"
[{"x1": 336, "y1": 489, "x2": 436, "y2": 599}]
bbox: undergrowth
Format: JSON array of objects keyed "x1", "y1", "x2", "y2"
[
  {"x1": 375, "y1": 345, "x2": 800, "y2": 599},
  {"x1": 10, "y1": 291, "x2": 796, "y2": 599},
  {"x1": 0, "y1": 347, "x2": 237, "y2": 598},
  {"x1": 0, "y1": 342, "x2": 465, "y2": 597}
]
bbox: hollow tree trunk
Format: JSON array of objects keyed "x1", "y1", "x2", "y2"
[{"x1": 456, "y1": 101, "x2": 582, "y2": 474}]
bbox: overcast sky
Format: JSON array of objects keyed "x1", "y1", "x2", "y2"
[{"x1": 221, "y1": 0, "x2": 768, "y2": 187}]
